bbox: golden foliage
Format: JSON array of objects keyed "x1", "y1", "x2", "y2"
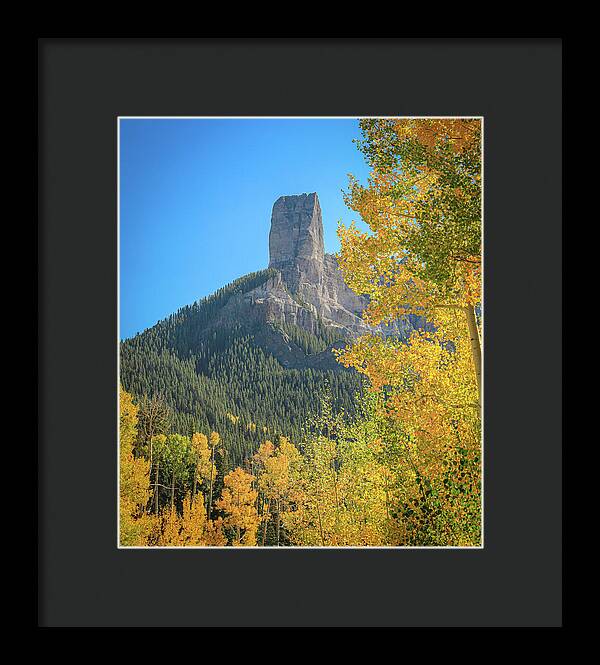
[
  {"x1": 338, "y1": 118, "x2": 482, "y2": 326},
  {"x1": 391, "y1": 118, "x2": 480, "y2": 151},
  {"x1": 156, "y1": 495, "x2": 227, "y2": 547},
  {"x1": 119, "y1": 386, "x2": 156, "y2": 546},
  {"x1": 191, "y1": 432, "x2": 215, "y2": 488},
  {"x1": 216, "y1": 467, "x2": 259, "y2": 546},
  {"x1": 332, "y1": 118, "x2": 482, "y2": 545}
]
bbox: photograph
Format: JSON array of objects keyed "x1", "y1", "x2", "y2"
[{"x1": 118, "y1": 117, "x2": 483, "y2": 548}]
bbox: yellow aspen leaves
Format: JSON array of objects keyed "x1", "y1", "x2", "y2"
[
  {"x1": 119, "y1": 387, "x2": 156, "y2": 546},
  {"x1": 191, "y1": 432, "x2": 214, "y2": 489},
  {"x1": 334, "y1": 118, "x2": 482, "y2": 545},
  {"x1": 216, "y1": 467, "x2": 259, "y2": 546},
  {"x1": 339, "y1": 118, "x2": 481, "y2": 325}
]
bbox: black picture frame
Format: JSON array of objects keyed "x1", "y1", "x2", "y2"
[{"x1": 38, "y1": 38, "x2": 562, "y2": 627}]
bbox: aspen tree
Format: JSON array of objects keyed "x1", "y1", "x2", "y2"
[
  {"x1": 207, "y1": 431, "x2": 220, "y2": 519},
  {"x1": 256, "y1": 437, "x2": 301, "y2": 546},
  {"x1": 338, "y1": 118, "x2": 482, "y2": 404},
  {"x1": 179, "y1": 493, "x2": 208, "y2": 546},
  {"x1": 216, "y1": 467, "x2": 259, "y2": 546},
  {"x1": 149, "y1": 434, "x2": 167, "y2": 514},
  {"x1": 253, "y1": 440, "x2": 276, "y2": 545},
  {"x1": 119, "y1": 387, "x2": 154, "y2": 546},
  {"x1": 190, "y1": 432, "x2": 213, "y2": 507},
  {"x1": 136, "y1": 394, "x2": 171, "y2": 467}
]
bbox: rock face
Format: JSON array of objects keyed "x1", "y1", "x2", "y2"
[
  {"x1": 269, "y1": 193, "x2": 324, "y2": 286},
  {"x1": 213, "y1": 192, "x2": 417, "y2": 369},
  {"x1": 265, "y1": 193, "x2": 414, "y2": 337}
]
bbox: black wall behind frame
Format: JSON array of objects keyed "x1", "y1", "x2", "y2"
[{"x1": 38, "y1": 38, "x2": 562, "y2": 627}]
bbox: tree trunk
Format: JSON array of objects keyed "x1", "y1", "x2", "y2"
[
  {"x1": 316, "y1": 501, "x2": 325, "y2": 546},
  {"x1": 332, "y1": 467, "x2": 340, "y2": 514},
  {"x1": 465, "y1": 305, "x2": 482, "y2": 406},
  {"x1": 171, "y1": 470, "x2": 175, "y2": 512},
  {"x1": 276, "y1": 498, "x2": 280, "y2": 547},
  {"x1": 261, "y1": 500, "x2": 269, "y2": 546},
  {"x1": 154, "y1": 460, "x2": 160, "y2": 514},
  {"x1": 385, "y1": 481, "x2": 390, "y2": 520},
  {"x1": 191, "y1": 460, "x2": 198, "y2": 508},
  {"x1": 208, "y1": 445, "x2": 215, "y2": 520}
]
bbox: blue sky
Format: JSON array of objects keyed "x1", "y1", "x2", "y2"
[{"x1": 119, "y1": 118, "x2": 371, "y2": 339}]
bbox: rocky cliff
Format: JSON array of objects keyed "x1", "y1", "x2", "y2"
[{"x1": 211, "y1": 192, "x2": 417, "y2": 368}]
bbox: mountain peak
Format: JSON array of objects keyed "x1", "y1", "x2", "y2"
[
  {"x1": 268, "y1": 192, "x2": 324, "y2": 271},
  {"x1": 259, "y1": 192, "x2": 415, "y2": 342}
]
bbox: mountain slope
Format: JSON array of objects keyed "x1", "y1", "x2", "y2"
[
  {"x1": 120, "y1": 270, "x2": 363, "y2": 466},
  {"x1": 120, "y1": 193, "x2": 418, "y2": 468}
]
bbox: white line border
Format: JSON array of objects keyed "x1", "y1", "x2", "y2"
[{"x1": 117, "y1": 116, "x2": 484, "y2": 550}]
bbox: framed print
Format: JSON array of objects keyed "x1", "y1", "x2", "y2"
[
  {"x1": 38, "y1": 38, "x2": 562, "y2": 627},
  {"x1": 118, "y1": 115, "x2": 483, "y2": 550}
]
